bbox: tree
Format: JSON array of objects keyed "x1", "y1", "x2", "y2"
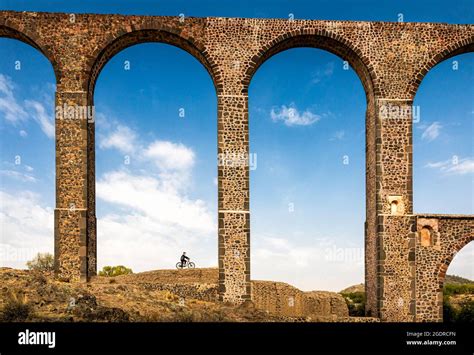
[
  {"x1": 457, "y1": 301, "x2": 474, "y2": 323},
  {"x1": 98, "y1": 265, "x2": 133, "y2": 277},
  {"x1": 443, "y1": 296, "x2": 456, "y2": 322},
  {"x1": 26, "y1": 253, "x2": 54, "y2": 272}
]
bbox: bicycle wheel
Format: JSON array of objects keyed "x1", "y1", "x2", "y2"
[
  {"x1": 188, "y1": 262, "x2": 195, "y2": 269},
  {"x1": 176, "y1": 262, "x2": 183, "y2": 269}
]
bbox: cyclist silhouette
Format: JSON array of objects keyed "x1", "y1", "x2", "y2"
[{"x1": 180, "y1": 252, "x2": 190, "y2": 267}]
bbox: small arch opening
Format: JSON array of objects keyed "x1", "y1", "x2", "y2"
[
  {"x1": 420, "y1": 226, "x2": 432, "y2": 246},
  {"x1": 390, "y1": 200, "x2": 399, "y2": 215}
]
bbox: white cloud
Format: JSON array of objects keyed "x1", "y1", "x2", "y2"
[
  {"x1": 421, "y1": 122, "x2": 441, "y2": 141},
  {"x1": 270, "y1": 104, "x2": 320, "y2": 126},
  {"x1": 331, "y1": 130, "x2": 345, "y2": 141},
  {"x1": 0, "y1": 169, "x2": 36, "y2": 182},
  {"x1": 425, "y1": 157, "x2": 474, "y2": 175},
  {"x1": 311, "y1": 62, "x2": 335, "y2": 84},
  {"x1": 0, "y1": 74, "x2": 27, "y2": 123},
  {"x1": 95, "y1": 121, "x2": 215, "y2": 270},
  {"x1": 248, "y1": 236, "x2": 474, "y2": 291},
  {"x1": 99, "y1": 124, "x2": 138, "y2": 154},
  {"x1": 98, "y1": 117, "x2": 197, "y2": 189},
  {"x1": 0, "y1": 190, "x2": 54, "y2": 268},
  {"x1": 96, "y1": 169, "x2": 216, "y2": 271},
  {"x1": 97, "y1": 170, "x2": 212, "y2": 231},
  {"x1": 142, "y1": 140, "x2": 195, "y2": 172},
  {"x1": 251, "y1": 234, "x2": 365, "y2": 291},
  {"x1": 0, "y1": 75, "x2": 54, "y2": 138},
  {"x1": 24, "y1": 100, "x2": 55, "y2": 138}
]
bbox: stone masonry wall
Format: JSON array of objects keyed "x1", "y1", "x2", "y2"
[
  {"x1": 415, "y1": 215, "x2": 473, "y2": 322},
  {"x1": 0, "y1": 10, "x2": 473, "y2": 321},
  {"x1": 251, "y1": 281, "x2": 349, "y2": 319}
]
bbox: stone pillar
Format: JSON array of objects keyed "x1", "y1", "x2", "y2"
[
  {"x1": 375, "y1": 98, "x2": 416, "y2": 321},
  {"x1": 217, "y1": 94, "x2": 251, "y2": 303},
  {"x1": 365, "y1": 95, "x2": 378, "y2": 317},
  {"x1": 87, "y1": 96, "x2": 97, "y2": 277},
  {"x1": 54, "y1": 90, "x2": 93, "y2": 282}
]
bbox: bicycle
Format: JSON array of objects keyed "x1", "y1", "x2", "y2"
[{"x1": 176, "y1": 259, "x2": 195, "y2": 269}]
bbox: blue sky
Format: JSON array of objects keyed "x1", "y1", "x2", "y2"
[{"x1": 0, "y1": 0, "x2": 472, "y2": 291}]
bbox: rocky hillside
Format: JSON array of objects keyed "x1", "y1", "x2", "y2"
[
  {"x1": 0, "y1": 267, "x2": 378, "y2": 322},
  {"x1": 341, "y1": 275, "x2": 473, "y2": 295},
  {"x1": 340, "y1": 276, "x2": 474, "y2": 320},
  {"x1": 445, "y1": 275, "x2": 473, "y2": 285},
  {"x1": 340, "y1": 283, "x2": 364, "y2": 294}
]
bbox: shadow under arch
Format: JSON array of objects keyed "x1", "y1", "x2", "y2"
[
  {"x1": 86, "y1": 29, "x2": 221, "y2": 101},
  {"x1": 245, "y1": 31, "x2": 379, "y2": 315},
  {"x1": 0, "y1": 25, "x2": 59, "y2": 84},
  {"x1": 409, "y1": 37, "x2": 474, "y2": 98}
]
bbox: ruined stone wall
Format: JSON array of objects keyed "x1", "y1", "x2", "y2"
[
  {"x1": 91, "y1": 268, "x2": 220, "y2": 302},
  {"x1": 415, "y1": 215, "x2": 473, "y2": 322},
  {"x1": 304, "y1": 291, "x2": 349, "y2": 318},
  {"x1": 251, "y1": 281, "x2": 348, "y2": 319},
  {"x1": 92, "y1": 268, "x2": 219, "y2": 284},
  {"x1": 0, "y1": 10, "x2": 473, "y2": 321}
]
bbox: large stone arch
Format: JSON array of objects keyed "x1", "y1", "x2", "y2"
[
  {"x1": 241, "y1": 30, "x2": 379, "y2": 314},
  {"x1": 0, "y1": 25, "x2": 59, "y2": 274},
  {"x1": 438, "y1": 240, "x2": 473, "y2": 290},
  {"x1": 415, "y1": 215, "x2": 474, "y2": 321},
  {"x1": 83, "y1": 28, "x2": 220, "y2": 277},
  {"x1": 403, "y1": 37, "x2": 474, "y2": 322},
  {"x1": 242, "y1": 31, "x2": 376, "y2": 99},
  {"x1": 408, "y1": 36, "x2": 474, "y2": 98},
  {"x1": 86, "y1": 28, "x2": 221, "y2": 99},
  {"x1": 0, "y1": 24, "x2": 59, "y2": 85},
  {"x1": 1, "y1": 10, "x2": 473, "y2": 321}
]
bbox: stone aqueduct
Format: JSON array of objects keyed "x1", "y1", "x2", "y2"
[{"x1": 1, "y1": 11, "x2": 473, "y2": 322}]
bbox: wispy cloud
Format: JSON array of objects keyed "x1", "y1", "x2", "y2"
[
  {"x1": 311, "y1": 62, "x2": 335, "y2": 84},
  {"x1": 0, "y1": 74, "x2": 27, "y2": 123},
  {"x1": 421, "y1": 122, "x2": 442, "y2": 141},
  {"x1": 425, "y1": 157, "x2": 474, "y2": 175},
  {"x1": 94, "y1": 118, "x2": 216, "y2": 271},
  {"x1": 330, "y1": 130, "x2": 345, "y2": 141},
  {"x1": 0, "y1": 161, "x2": 37, "y2": 183},
  {"x1": 0, "y1": 170, "x2": 36, "y2": 182},
  {"x1": 252, "y1": 234, "x2": 364, "y2": 291},
  {"x1": 270, "y1": 104, "x2": 320, "y2": 126},
  {"x1": 0, "y1": 74, "x2": 54, "y2": 138},
  {"x1": 25, "y1": 100, "x2": 54, "y2": 138}
]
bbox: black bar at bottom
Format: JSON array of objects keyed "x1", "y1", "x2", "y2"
[{"x1": 0, "y1": 322, "x2": 472, "y2": 354}]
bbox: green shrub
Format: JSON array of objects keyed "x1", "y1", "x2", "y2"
[
  {"x1": 98, "y1": 265, "x2": 133, "y2": 277},
  {"x1": 341, "y1": 291, "x2": 366, "y2": 317},
  {"x1": 456, "y1": 300, "x2": 474, "y2": 323},
  {"x1": 443, "y1": 283, "x2": 474, "y2": 296},
  {"x1": 1, "y1": 291, "x2": 33, "y2": 321},
  {"x1": 443, "y1": 296, "x2": 457, "y2": 323},
  {"x1": 26, "y1": 253, "x2": 54, "y2": 272}
]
